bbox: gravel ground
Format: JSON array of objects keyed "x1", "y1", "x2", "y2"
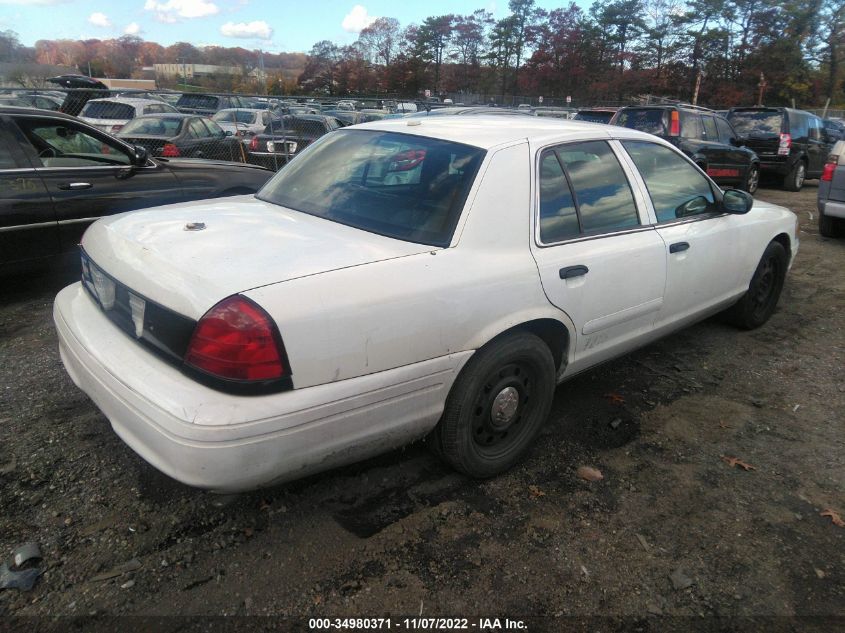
[{"x1": 0, "y1": 184, "x2": 843, "y2": 632}]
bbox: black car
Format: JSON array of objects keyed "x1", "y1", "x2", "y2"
[
  {"x1": 118, "y1": 113, "x2": 246, "y2": 162},
  {"x1": 175, "y1": 93, "x2": 246, "y2": 116},
  {"x1": 245, "y1": 115, "x2": 341, "y2": 170},
  {"x1": 573, "y1": 108, "x2": 618, "y2": 124},
  {"x1": 0, "y1": 106, "x2": 272, "y2": 275},
  {"x1": 823, "y1": 118, "x2": 845, "y2": 143},
  {"x1": 726, "y1": 107, "x2": 830, "y2": 191},
  {"x1": 612, "y1": 104, "x2": 761, "y2": 194}
]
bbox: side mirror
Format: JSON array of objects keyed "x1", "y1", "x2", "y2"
[
  {"x1": 132, "y1": 144, "x2": 148, "y2": 166},
  {"x1": 722, "y1": 189, "x2": 754, "y2": 214}
]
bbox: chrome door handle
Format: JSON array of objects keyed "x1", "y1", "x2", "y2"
[{"x1": 58, "y1": 182, "x2": 92, "y2": 190}]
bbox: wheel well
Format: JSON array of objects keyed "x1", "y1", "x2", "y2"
[
  {"x1": 772, "y1": 232, "x2": 792, "y2": 260},
  {"x1": 489, "y1": 319, "x2": 570, "y2": 372}
]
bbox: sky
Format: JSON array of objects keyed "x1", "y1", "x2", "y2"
[{"x1": 0, "y1": 0, "x2": 584, "y2": 54}]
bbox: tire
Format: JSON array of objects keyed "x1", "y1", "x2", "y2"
[
  {"x1": 818, "y1": 210, "x2": 843, "y2": 238},
  {"x1": 741, "y1": 164, "x2": 760, "y2": 195},
  {"x1": 722, "y1": 241, "x2": 788, "y2": 330},
  {"x1": 430, "y1": 332, "x2": 556, "y2": 478},
  {"x1": 783, "y1": 160, "x2": 806, "y2": 192}
]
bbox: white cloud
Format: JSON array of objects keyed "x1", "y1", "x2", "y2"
[
  {"x1": 144, "y1": 0, "x2": 218, "y2": 23},
  {"x1": 87, "y1": 12, "x2": 111, "y2": 28},
  {"x1": 124, "y1": 22, "x2": 141, "y2": 35},
  {"x1": 342, "y1": 4, "x2": 376, "y2": 33},
  {"x1": 220, "y1": 20, "x2": 272, "y2": 40}
]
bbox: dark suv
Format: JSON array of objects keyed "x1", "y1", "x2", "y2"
[
  {"x1": 611, "y1": 104, "x2": 760, "y2": 194},
  {"x1": 726, "y1": 107, "x2": 830, "y2": 191}
]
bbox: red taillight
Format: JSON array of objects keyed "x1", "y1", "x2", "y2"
[
  {"x1": 669, "y1": 110, "x2": 680, "y2": 137},
  {"x1": 161, "y1": 143, "x2": 181, "y2": 157},
  {"x1": 778, "y1": 133, "x2": 791, "y2": 156},
  {"x1": 822, "y1": 160, "x2": 836, "y2": 182},
  {"x1": 249, "y1": 136, "x2": 259, "y2": 151},
  {"x1": 185, "y1": 296, "x2": 286, "y2": 382}
]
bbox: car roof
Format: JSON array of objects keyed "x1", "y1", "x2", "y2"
[
  {"x1": 0, "y1": 105, "x2": 77, "y2": 119},
  {"x1": 356, "y1": 115, "x2": 662, "y2": 150},
  {"x1": 84, "y1": 97, "x2": 167, "y2": 106}
]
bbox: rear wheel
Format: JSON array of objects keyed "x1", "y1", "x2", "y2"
[
  {"x1": 818, "y1": 210, "x2": 843, "y2": 237},
  {"x1": 741, "y1": 164, "x2": 760, "y2": 195},
  {"x1": 722, "y1": 241, "x2": 788, "y2": 329},
  {"x1": 430, "y1": 332, "x2": 556, "y2": 478},
  {"x1": 783, "y1": 160, "x2": 806, "y2": 191}
]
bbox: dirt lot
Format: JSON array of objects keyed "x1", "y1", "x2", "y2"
[{"x1": 0, "y1": 184, "x2": 843, "y2": 631}]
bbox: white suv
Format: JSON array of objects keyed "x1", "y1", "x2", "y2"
[{"x1": 79, "y1": 98, "x2": 178, "y2": 134}]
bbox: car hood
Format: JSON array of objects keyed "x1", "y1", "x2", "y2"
[{"x1": 81, "y1": 196, "x2": 435, "y2": 319}]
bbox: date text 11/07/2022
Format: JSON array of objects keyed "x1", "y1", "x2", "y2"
[{"x1": 308, "y1": 617, "x2": 528, "y2": 630}]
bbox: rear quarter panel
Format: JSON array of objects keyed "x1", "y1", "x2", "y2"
[{"x1": 244, "y1": 142, "x2": 573, "y2": 389}]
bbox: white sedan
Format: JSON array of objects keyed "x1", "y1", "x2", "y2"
[{"x1": 54, "y1": 116, "x2": 799, "y2": 491}]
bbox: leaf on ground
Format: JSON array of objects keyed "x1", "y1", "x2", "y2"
[
  {"x1": 820, "y1": 509, "x2": 845, "y2": 527},
  {"x1": 528, "y1": 485, "x2": 546, "y2": 499},
  {"x1": 576, "y1": 466, "x2": 604, "y2": 482},
  {"x1": 604, "y1": 393, "x2": 625, "y2": 405},
  {"x1": 719, "y1": 420, "x2": 731, "y2": 429},
  {"x1": 721, "y1": 455, "x2": 756, "y2": 471}
]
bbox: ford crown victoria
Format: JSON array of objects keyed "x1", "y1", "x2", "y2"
[{"x1": 54, "y1": 117, "x2": 799, "y2": 491}]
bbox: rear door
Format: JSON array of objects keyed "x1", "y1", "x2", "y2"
[
  {"x1": 530, "y1": 140, "x2": 667, "y2": 372},
  {"x1": 0, "y1": 118, "x2": 59, "y2": 267},
  {"x1": 806, "y1": 115, "x2": 827, "y2": 176}
]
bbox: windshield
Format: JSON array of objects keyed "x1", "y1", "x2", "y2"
[
  {"x1": 119, "y1": 117, "x2": 184, "y2": 136},
  {"x1": 213, "y1": 109, "x2": 255, "y2": 124},
  {"x1": 81, "y1": 101, "x2": 135, "y2": 120},
  {"x1": 727, "y1": 110, "x2": 784, "y2": 135},
  {"x1": 614, "y1": 109, "x2": 666, "y2": 135},
  {"x1": 257, "y1": 130, "x2": 485, "y2": 247}
]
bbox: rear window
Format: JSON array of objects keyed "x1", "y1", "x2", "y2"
[
  {"x1": 614, "y1": 109, "x2": 666, "y2": 135},
  {"x1": 176, "y1": 94, "x2": 219, "y2": 109},
  {"x1": 119, "y1": 117, "x2": 184, "y2": 136},
  {"x1": 265, "y1": 118, "x2": 327, "y2": 135},
  {"x1": 213, "y1": 110, "x2": 255, "y2": 124},
  {"x1": 574, "y1": 111, "x2": 615, "y2": 124},
  {"x1": 257, "y1": 130, "x2": 485, "y2": 247},
  {"x1": 81, "y1": 101, "x2": 135, "y2": 120},
  {"x1": 728, "y1": 110, "x2": 784, "y2": 135}
]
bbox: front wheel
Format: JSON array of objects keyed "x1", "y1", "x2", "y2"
[
  {"x1": 722, "y1": 241, "x2": 788, "y2": 329},
  {"x1": 783, "y1": 160, "x2": 806, "y2": 192},
  {"x1": 430, "y1": 332, "x2": 556, "y2": 478},
  {"x1": 741, "y1": 164, "x2": 760, "y2": 195}
]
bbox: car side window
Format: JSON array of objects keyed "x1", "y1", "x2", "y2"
[
  {"x1": 16, "y1": 119, "x2": 131, "y2": 167},
  {"x1": 680, "y1": 112, "x2": 703, "y2": 139},
  {"x1": 702, "y1": 116, "x2": 719, "y2": 142},
  {"x1": 808, "y1": 117, "x2": 822, "y2": 141},
  {"x1": 204, "y1": 119, "x2": 225, "y2": 137},
  {"x1": 0, "y1": 133, "x2": 21, "y2": 168},
  {"x1": 790, "y1": 113, "x2": 808, "y2": 139},
  {"x1": 539, "y1": 151, "x2": 579, "y2": 242},
  {"x1": 539, "y1": 140, "x2": 640, "y2": 243},
  {"x1": 186, "y1": 119, "x2": 208, "y2": 139},
  {"x1": 715, "y1": 117, "x2": 736, "y2": 144},
  {"x1": 622, "y1": 140, "x2": 717, "y2": 223}
]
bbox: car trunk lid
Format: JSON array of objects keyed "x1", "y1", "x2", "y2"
[{"x1": 81, "y1": 195, "x2": 436, "y2": 320}]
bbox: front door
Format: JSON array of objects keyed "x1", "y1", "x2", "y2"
[
  {"x1": 619, "y1": 139, "x2": 745, "y2": 329},
  {"x1": 530, "y1": 140, "x2": 667, "y2": 374}
]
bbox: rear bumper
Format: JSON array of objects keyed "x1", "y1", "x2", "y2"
[
  {"x1": 820, "y1": 199, "x2": 845, "y2": 219},
  {"x1": 757, "y1": 157, "x2": 790, "y2": 175},
  {"x1": 54, "y1": 283, "x2": 468, "y2": 491}
]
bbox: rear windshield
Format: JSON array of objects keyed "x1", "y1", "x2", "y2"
[
  {"x1": 257, "y1": 130, "x2": 486, "y2": 247},
  {"x1": 574, "y1": 111, "x2": 615, "y2": 123},
  {"x1": 615, "y1": 109, "x2": 666, "y2": 135},
  {"x1": 213, "y1": 110, "x2": 255, "y2": 124},
  {"x1": 728, "y1": 110, "x2": 784, "y2": 135},
  {"x1": 176, "y1": 94, "x2": 219, "y2": 109},
  {"x1": 81, "y1": 101, "x2": 135, "y2": 120},
  {"x1": 265, "y1": 118, "x2": 327, "y2": 135},
  {"x1": 119, "y1": 117, "x2": 184, "y2": 136}
]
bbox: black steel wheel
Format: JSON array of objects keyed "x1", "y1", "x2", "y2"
[
  {"x1": 430, "y1": 332, "x2": 556, "y2": 478},
  {"x1": 722, "y1": 240, "x2": 788, "y2": 329}
]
